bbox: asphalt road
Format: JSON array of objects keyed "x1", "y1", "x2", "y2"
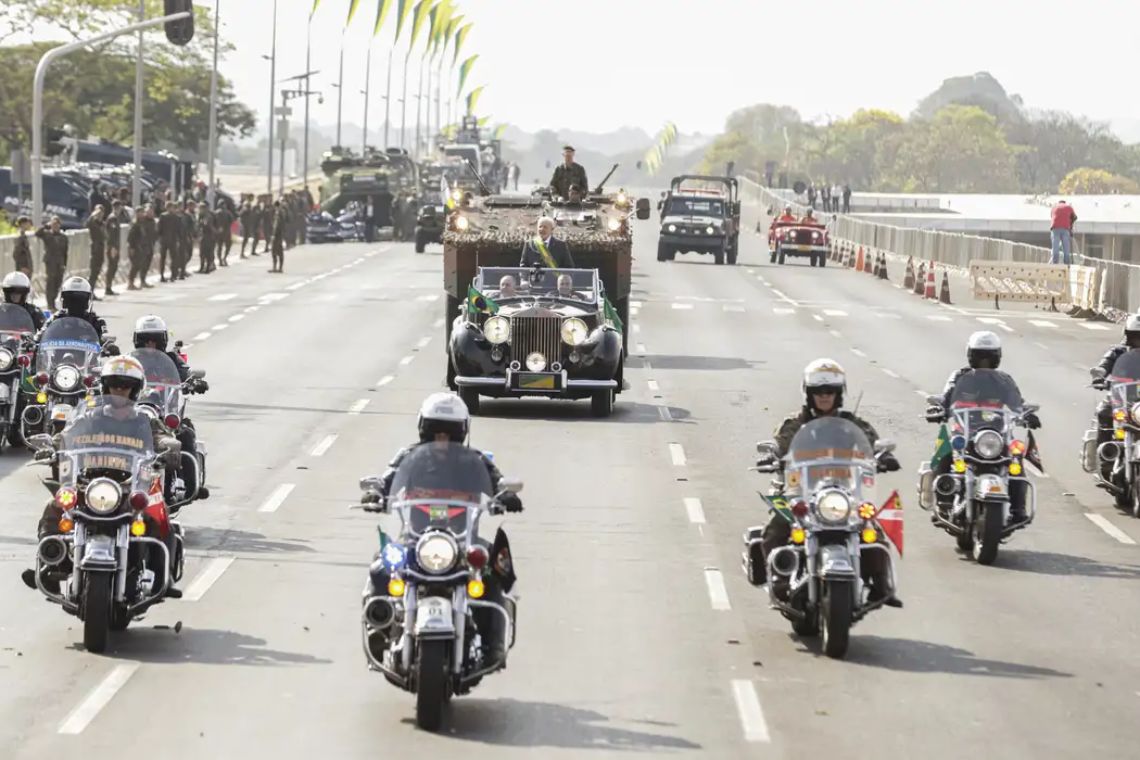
[{"x1": 2, "y1": 209, "x2": 1139, "y2": 759}]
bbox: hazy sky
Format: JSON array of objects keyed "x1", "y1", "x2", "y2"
[{"x1": 201, "y1": 0, "x2": 1139, "y2": 139}]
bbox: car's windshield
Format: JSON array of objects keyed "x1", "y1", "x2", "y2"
[
  {"x1": 785, "y1": 417, "x2": 875, "y2": 498},
  {"x1": 666, "y1": 197, "x2": 724, "y2": 218},
  {"x1": 389, "y1": 442, "x2": 494, "y2": 537},
  {"x1": 476, "y1": 266, "x2": 597, "y2": 303}
]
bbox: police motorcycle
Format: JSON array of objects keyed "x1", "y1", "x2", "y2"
[
  {"x1": 0, "y1": 303, "x2": 38, "y2": 449},
  {"x1": 356, "y1": 442, "x2": 521, "y2": 731},
  {"x1": 23, "y1": 317, "x2": 112, "y2": 441},
  {"x1": 27, "y1": 396, "x2": 184, "y2": 654},
  {"x1": 917, "y1": 369, "x2": 1040, "y2": 564},
  {"x1": 746, "y1": 418, "x2": 899, "y2": 659},
  {"x1": 132, "y1": 347, "x2": 207, "y2": 509},
  {"x1": 1085, "y1": 349, "x2": 1140, "y2": 516}
]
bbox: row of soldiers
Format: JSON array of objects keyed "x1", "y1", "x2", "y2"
[{"x1": 237, "y1": 189, "x2": 313, "y2": 261}]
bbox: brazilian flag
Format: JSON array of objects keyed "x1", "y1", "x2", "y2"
[
  {"x1": 763, "y1": 494, "x2": 796, "y2": 523},
  {"x1": 603, "y1": 298, "x2": 623, "y2": 332},
  {"x1": 930, "y1": 423, "x2": 951, "y2": 468},
  {"x1": 467, "y1": 284, "x2": 498, "y2": 315}
]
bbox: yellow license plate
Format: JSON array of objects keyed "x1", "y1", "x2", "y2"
[{"x1": 518, "y1": 373, "x2": 556, "y2": 389}]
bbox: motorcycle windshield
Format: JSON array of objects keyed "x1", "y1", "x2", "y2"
[
  {"x1": 0, "y1": 303, "x2": 35, "y2": 341},
  {"x1": 786, "y1": 417, "x2": 875, "y2": 499},
  {"x1": 1109, "y1": 350, "x2": 1140, "y2": 407},
  {"x1": 948, "y1": 369, "x2": 1023, "y2": 433},
  {"x1": 37, "y1": 317, "x2": 100, "y2": 374},
  {"x1": 132, "y1": 348, "x2": 183, "y2": 414},
  {"x1": 58, "y1": 396, "x2": 155, "y2": 486},
  {"x1": 389, "y1": 442, "x2": 494, "y2": 536}
]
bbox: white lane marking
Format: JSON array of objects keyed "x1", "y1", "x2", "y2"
[
  {"x1": 770, "y1": 288, "x2": 799, "y2": 307},
  {"x1": 192, "y1": 332, "x2": 211, "y2": 341},
  {"x1": 311, "y1": 434, "x2": 338, "y2": 457},
  {"x1": 882, "y1": 368, "x2": 900, "y2": 378},
  {"x1": 876, "y1": 311, "x2": 903, "y2": 319},
  {"x1": 914, "y1": 390, "x2": 929, "y2": 397},
  {"x1": 1081, "y1": 323, "x2": 1112, "y2": 331},
  {"x1": 633, "y1": 324, "x2": 642, "y2": 333},
  {"x1": 851, "y1": 348, "x2": 867, "y2": 358},
  {"x1": 416, "y1": 336, "x2": 432, "y2": 349},
  {"x1": 669, "y1": 443, "x2": 686, "y2": 466},
  {"x1": 348, "y1": 399, "x2": 370, "y2": 415},
  {"x1": 812, "y1": 314, "x2": 824, "y2": 322},
  {"x1": 211, "y1": 323, "x2": 229, "y2": 331},
  {"x1": 723, "y1": 305, "x2": 746, "y2": 312},
  {"x1": 671, "y1": 302, "x2": 694, "y2": 310},
  {"x1": 1030, "y1": 319, "x2": 1058, "y2": 328},
  {"x1": 376, "y1": 375, "x2": 394, "y2": 387},
  {"x1": 183, "y1": 557, "x2": 236, "y2": 602},
  {"x1": 399, "y1": 355, "x2": 415, "y2": 366},
  {"x1": 285, "y1": 282, "x2": 306, "y2": 291},
  {"x1": 1085, "y1": 513, "x2": 1137, "y2": 545},
  {"x1": 647, "y1": 379, "x2": 660, "y2": 391},
  {"x1": 997, "y1": 323, "x2": 1015, "y2": 333},
  {"x1": 208, "y1": 293, "x2": 237, "y2": 302},
  {"x1": 926, "y1": 315, "x2": 953, "y2": 322},
  {"x1": 432, "y1": 317, "x2": 445, "y2": 328},
  {"x1": 243, "y1": 305, "x2": 260, "y2": 313},
  {"x1": 703, "y1": 568, "x2": 731, "y2": 611},
  {"x1": 258, "y1": 483, "x2": 296, "y2": 514},
  {"x1": 772, "y1": 307, "x2": 795, "y2": 315},
  {"x1": 658, "y1": 405, "x2": 673, "y2": 422},
  {"x1": 630, "y1": 300, "x2": 643, "y2": 308},
  {"x1": 683, "y1": 497, "x2": 706, "y2": 524},
  {"x1": 258, "y1": 292, "x2": 289, "y2": 303},
  {"x1": 58, "y1": 663, "x2": 141, "y2": 735},
  {"x1": 731, "y1": 680, "x2": 771, "y2": 743},
  {"x1": 829, "y1": 329, "x2": 842, "y2": 338},
  {"x1": 416, "y1": 294, "x2": 441, "y2": 302},
  {"x1": 227, "y1": 314, "x2": 245, "y2": 323},
  {"x1": 823, "y1": 309, "x2": 847, "y2": 317}
]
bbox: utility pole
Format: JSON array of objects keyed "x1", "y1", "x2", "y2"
[
  {"x1": 206, "y1": 0, "x2": 220, "y2": 208},
  {"x1": 131, "y1": 0, "x2": 145, "y2": 209},
  {"x1": 266, "y1": 0, "x2": 278, "y2": 196}
]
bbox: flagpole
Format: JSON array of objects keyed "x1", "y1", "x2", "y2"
[
  {"x1": 336, "y1": 31, "x2": 345, "y2": 147},
  {"x1": 383, "y1": 45, "x2": 393, "y2": 148},
  {"x1": 400, "y1": 55, "x2": 409, "y2": 150},
  {"x1": 362, "y1": 40, "x2": 372, "y2": 152},
  {"x1": 414, "y1": 53, "x2": 425, "y2": 159},
  {"x1": 303, "y1": 13, "x2": 312, "y2": 188},
  {"x1": 424, "y1": 56, "x2": 433, "y2": 155}
]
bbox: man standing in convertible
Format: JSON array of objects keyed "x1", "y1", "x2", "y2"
[{"x1": 520, "y1": 217, "x2": 575, "y2": 269}]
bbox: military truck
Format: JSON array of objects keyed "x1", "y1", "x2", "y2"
[
  {"x1": 314, "y1": 147, "x2": 419, "y2": 239},
  {"x1": 656, "y1": 175, "x2": 741, "y2": 265},
  {"x1": 440, "y1": 174, "x2": 651, "y2": 382}
]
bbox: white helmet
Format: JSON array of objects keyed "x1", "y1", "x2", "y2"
[
  {"x1": 99, "y1": 355, "x2": 147, "y2": 401},
  {"x1": 802, "y1": 358, "x2": 847, "y2": 406},
  {"x1": 1124, "y1": 314, "x2": 1140, "y2": 346},
  {"x1": 966, "y1": 330, "x2": 1002, "y2": 369},
  {"x1": 417, "y1": 392, "x2": 470, "y2": 443},
  {"x1": 133, "y1": 314, "x2": 169, "y2": 350},
  {"x1": 60, "y1": 276, "x2": 93, "y2": 314},
  {"x1": 2, "y1": 271, "x2": 31, "y2": 301}
]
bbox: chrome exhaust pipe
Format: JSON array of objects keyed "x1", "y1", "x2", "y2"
[
  {"x1": 1098, "y1": 441, "x2": 1121, "y2": 463},
  {"x1": 21, "y1": 405, "x2": 43, "y2": 427},
  {"x1": 364, "y1": 597, "x2": 395, "y2": 629},
  {"x1": 934, "y1": 474, "x2": 960, "y2": 496},
  {"x1": 769, "y1": 546, "x2": 798, "y2": 577},
  {"x1": 38, "y1": 536, "x2": 68, "y2": 566}
]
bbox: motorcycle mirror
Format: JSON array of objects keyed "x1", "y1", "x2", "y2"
[
  {"x1": 359, "y1": 475, "x2": 384, "y2": 493},
  {"x1": 1090, "y1": 367, "x2": 1106, "y2": 380},
  {"x1": 27, "y1": 433, "x2": 53, "y2": 451},
  {"x1": 755, "y1": 440, "x2": 777, "y2": 455},
  {"x1": 190, "y1": 369, "x2": 206, "y2": 380},
  {"x1": 499, "y1": 477, "x2": 523, "y2": 494},
  {"x1": 1022, "y1": 403, "x2": 1040, "y2": 415},
  {"x1": 874, "y1": 439, "x2": 897, "y2": 454}
]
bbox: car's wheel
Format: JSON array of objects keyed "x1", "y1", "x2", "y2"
[
  {"x1": 777, "y1": 246, "x2": 786, "y2": 265},
  {"x1": 458, "y1": 387, "x2": 480, "y2": 415},
  {"x1": 713, "y1": 247, "x2": 725, "y2": 266},
  {"x1": 818, "y1": 253, "x2": 827, "y2": 268},
  {"x1": 809, "y1": 255, "x2": 818, "y2": 268},
  {"x1": 727, "y1": 243, "x2": 738, "y2": 265},
  {"x1": 414, "y1": 230, "x2": 427, "y2": 253},
  {"x1": 591, "y1": 389, "x2": 614, "y2": 417},
  {"x1": 657, "y1": 242, "x2": 669, "y2": 262}
]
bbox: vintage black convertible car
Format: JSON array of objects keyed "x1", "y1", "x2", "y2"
[{"x1": 448, "y1": 266, "x2": 623, "y2": 417}]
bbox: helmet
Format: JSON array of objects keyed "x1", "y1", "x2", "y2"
[
  {"x1": 2, "y1": 271, "x2": 31, "y2": 303},
  {"x1": 416, "y1": 392, "x2": 470, "y2": 443},
  {"x1": 1124, "y1": 314, "x2": 1140, "y2": 348},
  {"x1": 60, "y1": 276, "x2": 93, "y2": 314},
  {"x1": 99, "y1": 355, "x2": 146, "y2": 401},
  {"x1": 133, "y1": 314, "x2": 169, "y2": 350},
  {"x1": 802, "y1": 358, "x2": 847, "y2": 408},
  {"x1": 966, "y1": 331, "x2": 1002, "y2": 369}
]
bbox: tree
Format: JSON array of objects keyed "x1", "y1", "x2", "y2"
[
  {"x1": 1059, "y1": 168, "x2": 1140, "y2": 195},
  {"x1": 887, "y1": 106, "x2": 1018, "y2": 192}
]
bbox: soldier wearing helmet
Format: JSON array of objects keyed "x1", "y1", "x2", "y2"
[
  {"x1": 752, "y1": 359, "x2": 901, "y2": 607},
  {"x1": 42, "y1": 276, "x2": 107, "y2": 339},
  {"x1": 2, "y1": 271, "x2": 44, "y2": 330}
]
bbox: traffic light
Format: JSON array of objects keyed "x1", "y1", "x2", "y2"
[
  {"x1": 164, "y1": 0, "x2": 195, "y2": 46},
  {"x1": 45, "y1": 128, "x2": 67, "y2": 158}
]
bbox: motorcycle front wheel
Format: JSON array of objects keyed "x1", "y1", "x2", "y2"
[
  {"x1": 82, "y1": 572, "x2": 114, "y2": 654},
  {"x1": 821, "y1": 580, "x2": 852, "y2": 659},
  {"x1": 972, "y1": 502, "x2": 1003, "y2": 565},
  {"x1": 414, "y1": 639, "x2": 449, "y2": 731}
]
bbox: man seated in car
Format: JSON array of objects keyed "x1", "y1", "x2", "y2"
[
  {"x1": 548, "y1": 273, "x2": 584, "y2": 300},
  {"x1": 488, "y1": 274, "x2": 518, "y2": 299}
]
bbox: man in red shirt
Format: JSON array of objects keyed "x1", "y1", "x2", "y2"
[{"x1": 1050, "y1": 200, "x2": 1077, "y2": 265}]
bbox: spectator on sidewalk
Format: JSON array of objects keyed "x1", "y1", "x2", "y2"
[
  {"x1": 1050, "y1": 199, "x2": 1077, "y2": 265},
  {"x1": 820, "y1": 183, "x2": 831, "y2": 213},
  {"x1": 842, "y1": 184, "x2": 852, "y2": 213},
  {"x1": 832, "y1": 182, "x2": 843, "y2": 214}
]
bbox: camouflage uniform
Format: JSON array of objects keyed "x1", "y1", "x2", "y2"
[{"x1": 549, "y1": 161, "x2": 589, "y2": 199}]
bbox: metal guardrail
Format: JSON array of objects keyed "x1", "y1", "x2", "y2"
[{"x1": 739, "y1": 177, "x2": 1140, "y2": 316}]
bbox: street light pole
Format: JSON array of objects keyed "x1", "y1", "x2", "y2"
[
  {"x1": 303, "y1": 16, "x2": 312, "y2": 189},
  {"x1": 383, "y1": 46, "x2": 393, "y2": 148},
  {"x1": 266, "y1": 0, "x2": 277, "y2": 196},
  {"x1": 131, "y1": 0, "x2": 144, "y2": 209},
  {"x1": 206, "y1": 0, "x2": 220, "y2": 208},
  {"x1": 336, "y1": 32, "x2": 345, "y2": 147},
  {"x1": 400, "y1": 55, "x2": 409, "y2": 150},
  {"x1": 362, "y1": 41, "x2": 372, "y2": 153}
]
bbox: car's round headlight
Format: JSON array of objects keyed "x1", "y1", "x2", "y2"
[
  {"x1": 667, "y1": 224, "x2": 676, "y2": 233},
  {"x1": 526, "y1": 352, "x2": 546, "y2": 371},
  {"x1": 0, "y1": 348, "x2": 13, "y2": 371},
  {"x1": 454, "y1": 215, "x2": 469, "y2": 231},
  {"x1": 53, "y1": 365, "x2": 80, "y2": 391},
  {"x1": 85, "y1": 478, "x2": 122, "y2": 515},
  {"x1": 607, "y1": 218, "x2": 621, "y2": 232},
  {"x1": 706, "y1": 225, "x2": 714, "y2": 234},
  {"x1": 415, "y1": 532, "x2": 458, "y2": 574},
  {"x1": 483, "y1": 315, "x2": 510, "y2": 345},
  {"x1": 816, "y1": 491, "x2": 851, "y2": 523},
  {"x1": 561, "y1": 318, "x2": 588, "y2": 346},
  {"x1": 973, "y1": 430, "x2": 1004, "y2": 459},
  {"x1": 616, "y1": 192, "x2": 628, "y2": 205}
]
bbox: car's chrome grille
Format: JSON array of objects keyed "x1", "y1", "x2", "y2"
[{"x1": 509, "y1": 315, "x2": 561, "y2": 370}]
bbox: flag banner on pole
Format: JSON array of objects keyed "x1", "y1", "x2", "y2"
[
  {"x1": 311, "y1": 0, "x2": 322, "y2": 18},
  {"x1": 465, "y1": 85, "x2": 485, "y2": 115},
  {"x1": 393, "y1": 0, "x2": 414, "y2": 42},
  {"x1": 930, "y1": 423, "x2": 950, "y2": 470},
  {"x1": 603, "y1": 298, "x2": 624, "y2": 333},
  {"x1": 407, "y1": 0, "x2": 434, "y2": 57},
  {"x1": 456, "y1": 54, "x2": 477, "y2": 97},
  {"x1": 347, "y1": 0, "x2": 363, "y2": 25},
  {"x1": 467, "y1": 284, "x2": 498, "y2": 315},
  {"x1": 452, "y1": 22, "x2": 473, "y2": 67},
  {"x1": 873, "y1": 490, "x2": 904, "y2": 557},
  {"x1": 373, "y1": 0, "x2": 394, "y2": 36},
  {"x1": 441, "y1": 175, "x2": 455, "y2": 209}
]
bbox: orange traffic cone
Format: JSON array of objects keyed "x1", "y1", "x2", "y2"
[
  {"x1": 903, "y1": 256, "x2": 914, "y2": 289},
  {"x1": 924, "y1": 261, "x2": 937, "y2": 299},
  {"x1": 939, "y1": 271, "x2": 952, "y2": 304},
  {"x1": 855, "y1": 246, "x2": 865, "y2": 272},
  {"x1": 913, "y1": 262, "x2": 925, "y2": 294}
]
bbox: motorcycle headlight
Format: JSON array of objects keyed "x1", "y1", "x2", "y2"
[
  {"x1": 561, "y1": 318, "x2": 588, "y2": 346},
  {"x1": 667, "y1": 224, "x2": 677, "y2": 233},
  {"x1": 0, "y1": 348, "x2": 13, "y2": 371},
  {"x1": 482, "y1": 315, "x2": 510, "y2": 345},
  {"x1": 1130, "y1": 402, "x2": 1140, "y2": 426},
  {"x1": 816, "y1": 490, "x2": 851, "y2": 523},
  {"x1": 85, "y1": 478, "x2": 122, "y2": 515},
  {"x1": 973, "y1": 430, "x2": 1004, "y2": 459},
  {"x1": 526, "y1": 352, "x2": 546, "y2": 372},
  {"x1": 415, "y1": 532, "x2": 458, "y2": 574},
  {"x1": 53, "y1": 365, "x2": 80, "y2": 391}
]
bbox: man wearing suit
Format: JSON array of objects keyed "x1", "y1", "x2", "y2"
[{"x1": 519, "y1": 216, "x2": 575, "y2": 269}]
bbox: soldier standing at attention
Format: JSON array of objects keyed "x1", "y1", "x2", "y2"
[
  {"x1": 260, "y1": 198, "x2": 273, "y2": 253},
  {"x1": 104, "y1": 200, "x2": 128, "y2": 297},
  {"x1": 270, "y1": 200, "x2": 286, "y2": 273},
  {"x1": 13, "y1": 216, "x2": 34, "y2": 277},
  {"x1": 180, "y1": 200, "x2": 198, "y2": 279},
  {"x1": 126, "y1": 208, "x2": 145, "y2": 291},
  {"x1": 36, "y1": 217, "x2": 68, "y2": 311},
  {"x1": 239, "y1": 198, "x2": 255, "y2": 258},
  {"x1": 214, "y1": 201, "x2": 234, "y2": 266},
  {"x1": 197, "y1": 203, "x2": 216, "y2": 273},
  {"x1": 157, "y1": 201, "x2": 180, "y2": 282},
  {"x1": 85, "y1": 205, "x2": 107, "y2": 299},
  {"x1": 549, "y1": 145, "x2": 588, "y2": 200},
  {"x1": 141, "y1": 203, "x2": 157, "y2": 288}
]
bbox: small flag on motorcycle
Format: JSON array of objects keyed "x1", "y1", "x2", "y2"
[
  {"x1": 930, "y1": 423, "x2": 951, "y2": 469},
  {"x1": 874, "y1": 490, "x2": 904, "y2": 557}
]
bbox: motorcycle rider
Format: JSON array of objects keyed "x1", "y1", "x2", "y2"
[
  {"x1": 42, "y1": 277, "x2": 108, "y2": 340},
  {"x1": 21, "y1": 355, "x2": 182, "y2": 596},
  {"x1": 753, "y1": 359, "x2": 902, "y2": 606},
  {"x1": 133, "y1": 315, "x2": 209, "y2": 500},
  {"x1": 1089, "y1": 315, "x2": 1140, "y2": 473},
  {"x1": 362, "y1": 393, "x2": 522, "y2": 661},
  {"x1": 3, "y1": 271, "x2": 45, "y2": 330},
  {"x1": 926, "y1": 331, "x2": 1040, "y2": 521}
]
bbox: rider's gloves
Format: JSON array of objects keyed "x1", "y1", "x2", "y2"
[
  {"x1": 1025, "y1": 412, "x2": 1042, "y2": 430},
  {"x1": 501, "y1": 493, "x2": 524, "y2": 513}
]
